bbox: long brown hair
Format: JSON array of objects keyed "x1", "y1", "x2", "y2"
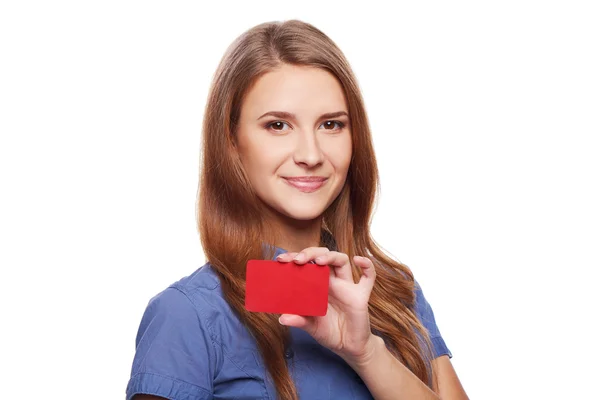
[{"x1": 197, "y1": 19, "x2": 436, "y2": 399}]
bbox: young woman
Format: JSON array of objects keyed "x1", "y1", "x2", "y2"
[{"x1": 126, "y1": 19, "x2": 469, "y2": 400}]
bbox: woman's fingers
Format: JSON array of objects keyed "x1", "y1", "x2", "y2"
[
  {"x1": 275, "y1": 247, "x2": 375, "y2": 288},
  {"x1": 279, "y1": 314, "x2": 305, "y2": 326},
  {"x1": 292, "y1": 247, "x2": 353, "y2": 281},
  {"x1": 314, "y1": 250, "x2": 353, "y2": 281},
  {"x1": 275, "y1": 252, "x2": 299, "y2": 262},
  {"x1": 354, "y1": 255, "x2": 376, "y2": 291},
  {"x1": 276, "y1": 247, "x2": 329, "y2": 263},
  {"x1": 292, "y1": 247, "x2": 330, "y2": 263}
]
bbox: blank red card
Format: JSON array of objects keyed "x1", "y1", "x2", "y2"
[{"x1": 245, "y1": 259, "x2": 329, "y2": 316}]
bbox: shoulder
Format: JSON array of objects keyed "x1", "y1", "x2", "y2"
[
  {"x1": 133, "y1": 262, "x2": 226, "y2": 344},
  {"x1": 142, "y1": 262, "x2": 228, "y2": 332},
  {"x1": 167, "y1": 261, "x2": 221, "y2": 296},
  {"x1": 411, "y1": 279, "x2": 435, "y2": 324},
  {"x1": 141, "y1": 262, "x2": 257, "y2": 349},
  {"x1": 128, "y1": 262, "x2": 275, "y2": 399},
  {"x1": 411, "y1": 278, "x2": 453, "y2": 359},
  {"x1": 375, "y1": 259, "x2": 453, "y2": 359},
  {"x1": 127, "y1": 263, "x2": 226, "y2": 400},
  {"x1": 373, "y1": 259, "x2": 430, "y2": 316}
]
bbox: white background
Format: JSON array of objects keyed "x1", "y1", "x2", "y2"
[{"x1": 1, "y1": 1, "x2": 598, "y2": 399}]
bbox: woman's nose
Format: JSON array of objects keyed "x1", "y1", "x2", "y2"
[{"x1": 293, "y1": 131, "x2": 325, "y2": 167}]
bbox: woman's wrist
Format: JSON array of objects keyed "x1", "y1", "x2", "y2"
[
  {"x1": 343, "y1": 334, "x2": 387, "y2": 372},
  {"x1": 344, "y1": 333, "x2": 440, "y2": 400}
]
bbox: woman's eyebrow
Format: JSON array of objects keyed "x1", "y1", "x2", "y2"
[{"x1": 257, "y1": 111, "x2": 348, "y2": 121}]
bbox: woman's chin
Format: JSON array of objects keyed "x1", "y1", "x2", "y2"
[{"x1": 278, "y1": 206, "x2": 325, "y2": 222}]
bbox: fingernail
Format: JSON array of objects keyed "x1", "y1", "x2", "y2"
[
  {"x1": 293, "y1": 253, "x2": 305, "y2": 262},
  {"x1": 315, "y1": 256, "x2": 325, "y2": 263}
]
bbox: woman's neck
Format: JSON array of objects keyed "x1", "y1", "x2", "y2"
[{"x1": 266, "y1": 210, "x2": 323, "y2": 253}]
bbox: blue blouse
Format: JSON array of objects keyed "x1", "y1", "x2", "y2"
[{"x1": 126, "y1": 246, "x2": 452, "y2": 399}]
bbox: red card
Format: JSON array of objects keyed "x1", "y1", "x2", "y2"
[{"x1": 245, "y1": 259, "x2": 329, "y2": 316}]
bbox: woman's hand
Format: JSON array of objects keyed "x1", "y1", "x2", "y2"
[{"x1": 275, "y1": 246, "x2": 379, "y2": 366}]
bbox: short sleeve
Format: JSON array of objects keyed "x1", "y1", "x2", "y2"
[
  {"x1": 126, "y1": 287, "x2": 216, "y2": 400},
  {"x1": 414, "y1": 280, "x2": 453, "y2": 359}
]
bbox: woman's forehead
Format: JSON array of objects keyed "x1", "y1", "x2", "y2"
[{"x1": 241, "y1": 65, "x2": 347, "y2": 120}]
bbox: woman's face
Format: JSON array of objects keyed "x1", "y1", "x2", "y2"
[{"x1": 236, "y1": 64, "x2": 352, "y2": 222}]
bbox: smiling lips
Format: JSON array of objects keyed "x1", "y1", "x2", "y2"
[{"x1": 283, "y1": 176, "x2": 328, "y2": 193}]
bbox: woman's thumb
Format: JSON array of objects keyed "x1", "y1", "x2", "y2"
[{"x1": 279, "y1": 314, "x2": 309, "y2": 328}]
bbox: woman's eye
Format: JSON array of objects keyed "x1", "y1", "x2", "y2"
[
  {"x1": 265, "y1": 121, "x2": 291, "y2": 132},
  {"x1": 265, "y1": 120, "x2": 346, "y2": 132},
  {"x1": 321, "y1": 120, "x2": 345, "y2": 131}
]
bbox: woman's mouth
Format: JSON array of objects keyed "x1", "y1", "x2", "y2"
[{"x1": 282, "y1": 177, "x2": 328, "y2": 193}]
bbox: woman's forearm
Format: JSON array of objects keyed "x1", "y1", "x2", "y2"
[{"x1": 347, "y1": 335, "x2": 440, "y2": 400}]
